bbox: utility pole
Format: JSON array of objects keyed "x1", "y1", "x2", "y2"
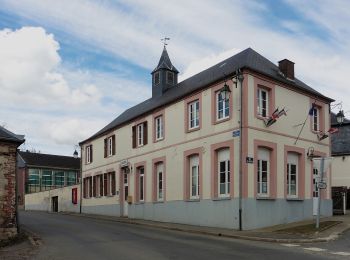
[{"x1": 316, "y1": 157, "x2": 325, "y2": 229}]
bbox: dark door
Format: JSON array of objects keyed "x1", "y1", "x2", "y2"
[{"x1": 52, "y1": 196, "x2": 58, "y2": 212}]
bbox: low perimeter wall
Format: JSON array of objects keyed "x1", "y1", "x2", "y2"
[{"x1": 25, "y1": 185, "x2": 80, "y2": 213}]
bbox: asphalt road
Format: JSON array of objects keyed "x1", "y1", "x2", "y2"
[{"x1": 19, "y1": 211, "x2": 347, "y2": 260}]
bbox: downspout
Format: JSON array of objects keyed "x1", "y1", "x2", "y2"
[
  {"x1": 15, "y1": 148, "x2": 20, "y2": 233},
  {"x1": 238, "y1": 74, "x2": 243, "y2": 231},
  {"x1": 79, "y1": 146, "x2": 83, "y2": 214}
]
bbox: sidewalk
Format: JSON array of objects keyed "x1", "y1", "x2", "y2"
[{"x1": 63, "y1": 212, "x2": 350, "y2": 243}]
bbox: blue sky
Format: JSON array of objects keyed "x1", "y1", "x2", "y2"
[{"x1": 0, "y1": 0, "x2": 349, "y2": 156}]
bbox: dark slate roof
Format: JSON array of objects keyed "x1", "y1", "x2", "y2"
[
  {"x1": 152, "y1": 46, "x2": 179, "y2": 73},
  {"x1": 0, "y1": 125, "x2": 25, "y2": 144},
  {"x1": 80, "y1": 47, "x2": 333, "y2": 144},
  {"x1": 331, "y1": 113, "x2": 350, "y2": 155},
  {"x1": 18, "y1": 151, "x2": 80, "y2": 170}
]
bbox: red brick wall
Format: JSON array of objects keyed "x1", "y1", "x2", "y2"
[
  {"x1": 16, "y1": 167, "x2": 26, "y2": 207},
  {"x1": 0, "y1": 141, "x2": 18, "y2": 239}
]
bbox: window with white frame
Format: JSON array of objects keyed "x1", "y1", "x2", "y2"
[
  {"x1": 155, "y1": 116, "x2": 163, "y2": 140},
  {"x1": 190, "y1": 155, "x2": 199, "y2": 199},
  {"x1": 287, "y1": 153, "x2": 298, "y2": 197},
  {"x1": 137, "y1": 123, "x2": 144, "y2": 146},
  {"x1": 312, "y1": 107, "x2": 319, "y2": 131},
  {"x1": 216, "y1": 91, "x2": 229, "y2": 120},
  {"x1": 257, "y1": 148, "x2": 270, "y2": 196},
  {"x1": 257, "y1": 88, "x2": 269, "y2": 117},
  {"x1": 188, "y1": 100, "x2": 200, "y2": 129},
  {"x1": 139, "y1": 167, "x2": 145, "y2": 202},
  {"x1": 107, "y1": 136, "x2": 113, "y2": 157},
  {"x1": 86, "y1": 145, "x2": 92, "y2": 164},
  {"x1": 156, "y1": 163, "x2": 164, "y2": 201},
  {"x1": 218, "y1": 148, "x2": 230, "y2": 197}
]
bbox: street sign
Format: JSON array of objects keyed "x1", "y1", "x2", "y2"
[
  {"x1": 232, "y1": 130, "x2": 240, "y2": 137},
  {"x1": 246, "y1": 157, "x2": 254, "y2": 163},
  {"x1": 317, "y1": 181, "x2": 327, "y2": 189}
]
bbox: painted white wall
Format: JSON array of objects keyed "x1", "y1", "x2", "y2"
[{"x1": 25, "y1": 185, "x2": 80, "y2": 213}]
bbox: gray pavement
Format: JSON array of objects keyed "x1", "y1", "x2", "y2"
[{"x1": 15, "y1": 211, "x2": 350, "y2": 260}]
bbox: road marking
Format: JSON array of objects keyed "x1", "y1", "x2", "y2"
[
  {"x1": 330, "y1": 252, "x2": 350, "y2": 256},
  {"x1": 280, "y1": 244, "x2": 300, "y2": 247},
  {"x1": 303, "y1": 247, "x2": 326, "y2": 252}
]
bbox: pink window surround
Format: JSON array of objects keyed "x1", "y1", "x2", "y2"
[
  {"x1": 152, "y1": 109, "x2": 165, "y2": 143},
  {"x1": 309, "y1": 151, "x2": 329, "y2": 199},
  {"x1": 254, "y1": 77, "x2": 276, "y2": 120},
  {"x1": 211, "y1": 82, "x2": 233, "y2": 125},
  {"x1": 152, "y1": 156, "x2": 166, "y2": 202},
  {"x1": 284, "y1": 145, "x2": 305, "y2": 199},
  {"x1": 253, "y1": 140, "x2": 277, "y2": 199},
  {"x1": 183, "y1": 147, "x2": 203, "y2": 201},
  {"x1": 184, "y1": 92, "x2": 202, "y2": 133},
  {"x1": 210, "y1": 141, "x2": 234, "y2": 199},
  {"x1": 309, "y1": 99, "x2": 326, "y2": 134},
  {"x1": 134, "y1": 161, "x2": 146, "y2": 203}
]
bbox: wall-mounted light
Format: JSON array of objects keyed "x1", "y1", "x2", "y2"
[
  {"x1": 219, "y1": 81, "x2": 231, "y2": 101},
  {"x1": 307, "y1": 147, "x2": 315, "y2": 160}
]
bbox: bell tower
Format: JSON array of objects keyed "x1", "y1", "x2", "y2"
[{"x1": 151, "y1": 41, "x2": 179, "y2": 98}]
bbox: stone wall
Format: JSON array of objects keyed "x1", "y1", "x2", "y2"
[{"x1": 0, "y1": 141, "x2": 18, "y2": 240}]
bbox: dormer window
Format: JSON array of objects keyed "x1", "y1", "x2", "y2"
[
  {"x1": 154, "y1": 72, "x2": 160, "y2": 85},
  {"x1": 166, "y1": 71, "x2": 174, "y2": 85}
]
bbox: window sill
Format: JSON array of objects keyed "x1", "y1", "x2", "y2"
[
  {"x1": 134, "y1": 201, "x2": 145, "y2": 205},
  {"x1": 256, "y1": 115, "x2": 268, "y2": 121},
  {"x1": 154, "y1": 138, "x2": 164, "y2": 143},
  {"x1": 256, "y1": 196, "x2": 275, "y2": 200},
  {"x1": 106, "y1": 194, "x2": 115, "y2": 197},
  {"x1": 213, "y1": 117, "x2": 231, "y2": 125},
  {"x1": 212, "y1": 196, "x2": 231, "y2": 201},
  {"x1": 186, "y1": 127, "x2": 200, "y2": 133}
]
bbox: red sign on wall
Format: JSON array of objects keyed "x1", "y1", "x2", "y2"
[{"x1": 72, "y1": 188, "x2": 78, "y2": 204}]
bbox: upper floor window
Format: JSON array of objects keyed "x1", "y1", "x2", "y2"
[
  {"x1": 104, "y1": 135, "x2": 115, "y2": 158},
  {"x1": 155, "y1": 116, "x2": 164, "y2": 141},
  {"x1": 257, "y1": 88, "x2": 269, "y2": 117},
  {"x1": 257, "y1": 148, "x2": 270, "y2": 196},
  {"x1": 86, "y1": 144, "x2": 93, "y2": 164},
  {"x1": 166, "y1": 71, "x2": 174, "y2": 85},
  {"x1": 154, "y1": 72, "x2": 160, "y2": 85},
  {"x1": 218, "y1": 148, "x2": 230, "y2": 197},
  {"x1": 312, "y1": 107, "x2": 319, "y2": 132},
  {"x1": 132, "y1": 122, "x2": 148, "y2": 148},
  {"x1": 287, "y1": 153, "x2": 298, "y2": 197},
  {"x1": 216, "y1": 91, "x2": 230, "y2": 120},
  {"x1": 188, "y1": 100, "x2": 200, "y2": 130}
]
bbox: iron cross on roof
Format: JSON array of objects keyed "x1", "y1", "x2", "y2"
[{"x1": 161, "y1": 37, "x2": 170, "y2": 48}]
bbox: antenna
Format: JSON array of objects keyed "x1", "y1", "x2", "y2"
[{"x1": 161, "y1": 37, "x2": 170, "y2": 48}]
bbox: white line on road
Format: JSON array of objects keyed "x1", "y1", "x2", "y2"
[
  {"x1": 330, "y1": 251, "x2": 350, "y2": 256},
  {"x1": 303, "y1": 247, "x2": 326, "y2": 252},
  {"x1": 280, "y1": 244, "x2": 300, "y2": 247}
]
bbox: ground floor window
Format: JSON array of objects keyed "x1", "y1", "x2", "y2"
[
  {"x1": 218, "y1": 148, "x2": 230, "y2": 197},
  {"x1": 257, "y1": 148, "x2": 270, "y2": 196},
  {"x1": 156, "y1": 163, "x2": 164, "y2": 201},
  {"x1": 190, "y1": 155, "x2": 199, "y2": 199},
  {"x1": 287, "y1": 153, "x2": 299, "y2": 197}
]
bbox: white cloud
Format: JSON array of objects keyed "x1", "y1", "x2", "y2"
[{"x1": 1, "y1": 0, "x2": 350, "y2": 155}]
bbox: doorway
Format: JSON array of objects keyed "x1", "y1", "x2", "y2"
[
  {"x1": 123, "y1": 172, "x2": 129, "y2": 217},
  {"x1": 52, "y1": 196, "x2": 58, "y2": 212}
]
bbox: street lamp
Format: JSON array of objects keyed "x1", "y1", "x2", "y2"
[
  {"x1": 73, "y1": 149, "x2": 78, "y2": 158},
  {"x1": 219, "y1": 81, "x2": 231, "y2": 101},
  {"x1": 336, "y1": 110, "x2": 345, "y2": 124}
]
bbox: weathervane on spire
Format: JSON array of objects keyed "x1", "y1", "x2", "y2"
[{"x1": 161, "y1": 37, "x2": 170, "y2": 48}]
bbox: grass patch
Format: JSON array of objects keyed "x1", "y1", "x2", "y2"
[{"x1": 275, "y1": 221, "x2": 342, "y2": 234}]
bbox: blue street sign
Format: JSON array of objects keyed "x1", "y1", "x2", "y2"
[{"x1": 232, "y1": 130, "x2": 240, "y2": 137}]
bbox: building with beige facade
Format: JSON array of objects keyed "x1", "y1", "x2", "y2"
[{"x1": 79, "y1": 47, "x2": 333, "y2": 230}]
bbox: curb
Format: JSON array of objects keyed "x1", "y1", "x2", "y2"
[{"x1": 63, "y1": 212, "x2": 350, "y2": 244}]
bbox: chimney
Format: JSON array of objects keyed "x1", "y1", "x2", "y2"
[{"x1": 278, "y1": 59, "x2": 295, "y2": 80}]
